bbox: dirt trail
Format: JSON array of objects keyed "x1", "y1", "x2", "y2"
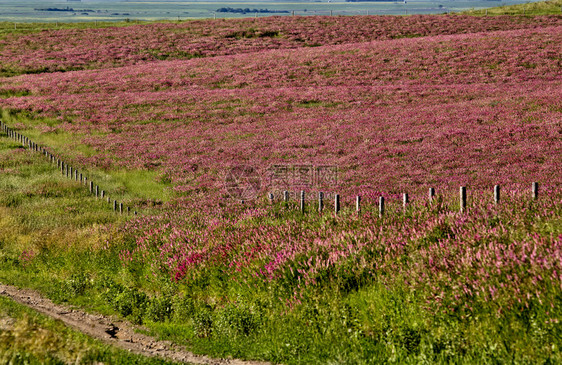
[{"x1": 0, "y1": 284, "x2": 271, "y2": 365}]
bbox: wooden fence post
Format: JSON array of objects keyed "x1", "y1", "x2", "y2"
[
  {"x1": 428, "y1": 188, "x2": 435, "y2": 203},
  {"x1": 532, "y1": 182, "x2": 539, "y2": 200},
  {"x1": 113, "y1": 200, "x2": 117, "y2": 212},
  {"x1": 379, "y1": 196, "x2": 384, "y2": 218},
  {"x1": 300, "y1": 191, "x2": 305, "y2": 213},
  {"x1": 460, "y1": 186, "x2": 467, "y2": 213},
  {"x1": 403, "y1": 193, "x2": 409, "y2": 210},
  {"x1": 283, "y1": 191, "x2": 289, "y2": 202},
  {"x1": 95, "y1": 185, "x2": 99, "y2": 198},
  {"x1": 318, "y1": 192, "x2": 324, "y2": 213},
  {"x1": 89, "y1": 181, "x2": 93, "y2": 194},
  {"x1": 268, "y1": 193, "x2": 274, "y2": 204},
  {"x1": 334, "y1": 194, "x2": 340, "y2": 215},
  {"x1": 119, "y1": 203, "x2": 123, "y2": 214},
  {"x1": 494, "y1": 185, "x2": 500, "y2": 205},
  {"x1": 356, "y1": 195, "x2": 361, "y2": 214}
]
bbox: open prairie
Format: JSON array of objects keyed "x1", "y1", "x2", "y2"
[{"x1": 0, "y1": 11, "x2": 561, "y2": 364}]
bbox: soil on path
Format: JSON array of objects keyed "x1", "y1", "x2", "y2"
[{"x1": 0, "y1": 283, "x2": 272, "y2": 365}]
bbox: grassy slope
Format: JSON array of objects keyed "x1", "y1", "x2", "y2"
[
  {"x1": 0, "y1": 11, "x2": 561, "y2": 364},
  {"x1": 0, "y1": 110, "x2": 174, "y2": 207},
  {"x1": 462, "y1": 0, "x2": 562, "y2": 15}
]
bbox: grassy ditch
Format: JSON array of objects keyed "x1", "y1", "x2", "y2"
[{"x1": 0, "y1": 131, "x2": 561, "y2": 363}]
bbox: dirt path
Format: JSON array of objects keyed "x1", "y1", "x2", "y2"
[{"x1": 0, "y1": 284, "x2": 272, "y2": 365}]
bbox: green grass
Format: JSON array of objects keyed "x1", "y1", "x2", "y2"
[
  {"x1": 0, "y1": 19, "x2": 155, "y2": 37},
  {"x1": 462, "y1": 0, "x2": 562, "y2": 15},
  {"x1": 1, "y1": 109, "x2": 174, "y2": 206},
  {"x1": 0, "y1": 295, "x2": 180, "y2": 364}
]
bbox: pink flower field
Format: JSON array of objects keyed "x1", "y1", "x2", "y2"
[
  {"x1": 1, "y1": 15, "x2": 561, "y2": 75},
  {"x1": 1, "y1": 15, "x2": 561, "y2": 362},
  {"x1": 1, "y1": 20, "x2": 560, "y2": 202}
]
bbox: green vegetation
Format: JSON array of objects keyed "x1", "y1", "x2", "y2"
[
  {"x1": 463, "y1": 0, "x2": 562, "y2": 15},
  {"x1": 1, "y1": 12, "x2": 561, "y2": 363},
  {"x1": 0, "y1": 132, "x2": 560, "y2": 363},
  {"x1": 0, "y1": 19, "x2": 150, "y2": 37},
  {"x1": 0, "y1": 110, "x2": 174, "y2": 205},
  {"x1": 0, "y1": 295, "x2": 178, "y2": 364}
]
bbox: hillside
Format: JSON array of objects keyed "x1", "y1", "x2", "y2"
[
  {"x1": 0, "y1": 14, "x2": 561, "y2": 364},
  {"x1": 1, "y1": 15, "x2": 561, "y2": 76},
  {"x1": 1, "y1": 19, "x2": 560, "y2": 202},
  {"x1": 463, "y1": 0, "x2": 562, "y2": 15}
]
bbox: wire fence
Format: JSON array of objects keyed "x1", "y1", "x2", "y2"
[
  {"x1": 0, "y1": 119, "x2": 136, "y2": 216},
  {"x1": 0, "y1": 120, "x2": 555, "y2": 220}
]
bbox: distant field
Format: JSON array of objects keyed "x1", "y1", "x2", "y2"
[{"x1": 0, "y1": 0, "x2": 548, "y2": 22}]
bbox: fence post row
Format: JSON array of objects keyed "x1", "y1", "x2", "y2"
[
  {"x1": 0, "y1": 121, "x2": 547, "y2": 219},
  {"x1": 0, "y1": 119, "x2": 137, "y2": 216}
]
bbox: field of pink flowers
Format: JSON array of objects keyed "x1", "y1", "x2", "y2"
[
  {"x1": 121, "y1": 188, "x2": 562, "y2": 316},
  {"x1": 1, "y1": 14, "x2": 561, "y2": 362},
  {"x1": 1, "y1": 23, "x2": 560, "y2": 201},
  {"x1": 1, "y1": 15, "x2": 562, "y2": 75}
]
